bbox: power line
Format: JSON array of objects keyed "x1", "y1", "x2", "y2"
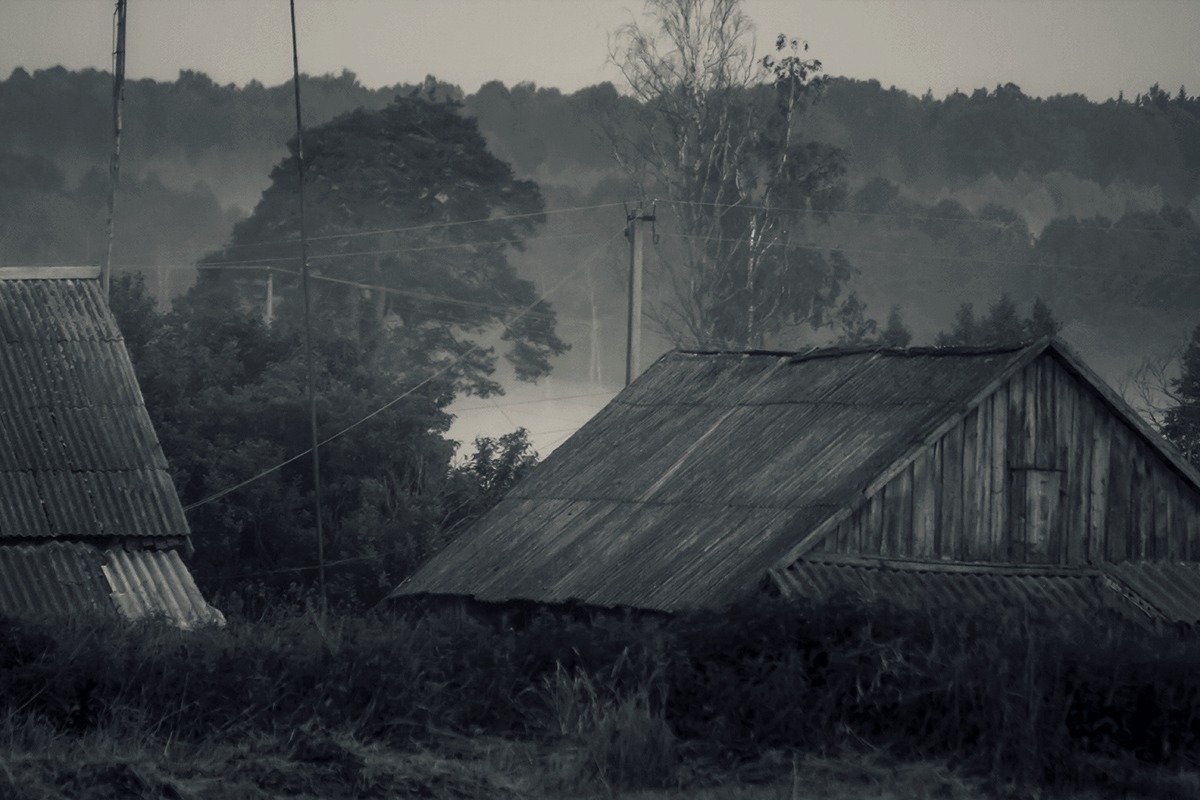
[
  {"x1": 662, "y1": 198, "x2": 1200, "y2": 236},
  {"x1": 452, "y1": 391, "x2": 616, "y2": 413},
  {"x1": 263, "y1": 267, "x2": 601, "y2": 328},
  {"x1": 661, "y1": 232, "x2": 1200, "y2": 278},
  {"x1": 194, "y1": 230, "x2": 600, "y2": 269},
  {"x1": 217, "y1": 201, "x2": 627, "y2": 252},
  {"x1": 182, "y1": 229, "x2": 624, "y2": 513}
]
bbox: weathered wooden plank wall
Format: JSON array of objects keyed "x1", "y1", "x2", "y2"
[{"x1": 813, "y1": 352, "x2": 1200, "y2": 564}]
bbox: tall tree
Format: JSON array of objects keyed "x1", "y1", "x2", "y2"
[
  {"x1": 607, "y1": 0, "x2": 850, "y2": 348},
  {"x1": 1162, "y1": 324, "x2": 1200, "y2": 466},
  {"x1": 111, "y1": 273, "x2": 541, "y2": 610},
  {"x1": 935, "y1": 295, "x2": 1060, "y2": 346},
  {"x1": 202, "y1": 94, "x2": 567, "y2": 391}
]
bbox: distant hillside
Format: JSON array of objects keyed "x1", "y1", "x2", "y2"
[{"x1": 2, "y1": 66, "x2": 1199, "y2": 389}]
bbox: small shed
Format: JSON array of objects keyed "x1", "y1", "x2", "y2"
[
  {"x1": 392, "y1": 339, "x2": 1200, "y2": 627},
  {"x1": 0, "y1": 266, "x2": 220, "y2": 626}
]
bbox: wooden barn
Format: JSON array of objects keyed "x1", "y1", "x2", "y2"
[
  {"x1": 0, "y1": 266, "x2": 221, "y2": 627},
  {"x1": 393, "y1": 338, "x2": 1200, "y2": 627}
]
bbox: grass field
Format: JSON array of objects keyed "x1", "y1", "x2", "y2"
[
  {"x1": 5, "y1": 722, "x2": 1198, "y2": 800},
  {"x1": 0, "y1": 718, "x2": 991, "y2": 800},
  {"x1": 4, "y1": 600, "x2": 1200, "y2": 799}
]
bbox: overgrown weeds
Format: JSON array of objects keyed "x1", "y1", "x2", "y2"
[
  {"x1": 1, "y1": 597, "x2": 1199, "y2": 794},
  {"x1": 545, "y1": 663, "x2": 677, "y2": 791}
]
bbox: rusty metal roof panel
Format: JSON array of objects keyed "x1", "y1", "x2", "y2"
[
  {"x1": 773, "y1": 557, "x2": 1104, "y2": 622},
  {"x1": 1103, "y1": 562, "x2": 1200, "y2": 625},
  {"x1": 396, "y1": 345, "x2": 1035, "y2": 612},
  {"x1": 0, "y1": 276, "x2": 187, "y2": 540}
]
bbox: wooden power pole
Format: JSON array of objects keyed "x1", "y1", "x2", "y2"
[
  {"x1": 625, "y1": 206, "x2": 654, "y2": 386},
  {"x1": 288, "y1": 0, "x2": 327, "y2": 612},
  {"x1": 102, "y1": 0, "x2": 127, "y2": 298}
]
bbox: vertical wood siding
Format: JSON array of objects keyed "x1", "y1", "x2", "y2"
[{"x1": 814, "y1": 353, "x2": 1200, "y2": 564}]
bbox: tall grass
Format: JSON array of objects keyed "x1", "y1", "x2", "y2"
[{"x1": 1, "y1": 596, "x2": 1199, "y2": 789}]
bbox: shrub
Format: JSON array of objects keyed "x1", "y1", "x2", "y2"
[{"x1": 1, "y1": 598, "x2": 1199, "y2": 789}]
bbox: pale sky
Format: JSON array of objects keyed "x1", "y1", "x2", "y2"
[{"x1": 2, "y1": 0, "x2": 1196, "y2": 101}]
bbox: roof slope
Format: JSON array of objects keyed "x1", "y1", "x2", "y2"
[
  {"x1": 0, "y1": 541, "x2": 222, "y2": 627},
  {"x1": 0, "y1": 270, "x2": 188, "y2": 540},
  {"x1": 774, "y1": 554, "x2": 1105, "y2": 623},
  {"x1": 395, "y1": 344, "x2": 1037, "y2": 611},
  {"x1": 775, "y1": 555, "x2": 1200, "y2": 629}
]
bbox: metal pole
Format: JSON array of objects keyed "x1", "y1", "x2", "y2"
[
  {"x1": 265, "y1": 269, "x2": 274, "y2": 326},
  {"x1": 289, "y1": 0, "x2": 326, "y2": 612},
  {"x1": 102, "y1": 0, "x2": 127, "y2": 298},
  {"x1": 625, "y1": 208, "x2": 649, "y2": 386}
]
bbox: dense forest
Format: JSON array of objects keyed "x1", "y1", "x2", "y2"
[{"x1": 3, "y1": 67, "x2": 1199, "y2": 381}]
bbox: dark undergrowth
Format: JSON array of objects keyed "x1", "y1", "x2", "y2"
[{"x1": 1, "y1": 597, "x2": 1199, "y2": 796}]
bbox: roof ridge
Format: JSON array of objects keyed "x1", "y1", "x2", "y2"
[
  {"x1": 0, "y1": 266, "x2": 101, "y2": 281},
  {"x1": 676, "y1": 341, "x2": 1039, "y2": 362}
]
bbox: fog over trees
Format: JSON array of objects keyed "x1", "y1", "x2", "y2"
[
  {"x1": 3, "y1": 65, "x2": 1198, "y2": 375},
  {"x1": 4, "y1": 4, "x2": 1200, "y2": 602}
]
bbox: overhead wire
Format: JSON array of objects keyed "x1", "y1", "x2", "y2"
[
  {"x1": 182, "y1": 228, "x2": 624, "y2": 512},
  {"x1": 216, "y1": 200, "x2": 627, "y2": 251},
  {"x1": 661, "y1": 231, "x2": 1200, "y2": 279},
  {"x1": 662, "y1": 197, "x2": 1200, "y2": 236},
  {"x1": 188, "y1": 229, "x2": 600, "y2": 269}
]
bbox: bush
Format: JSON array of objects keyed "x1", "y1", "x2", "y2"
[{"x1": 2, "y1": 598, "x2": 1200, "y2": 789}]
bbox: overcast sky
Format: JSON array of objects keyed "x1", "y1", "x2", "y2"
[{"x1": 2, "y1": 0, "x2": 1196, "y2": 101}]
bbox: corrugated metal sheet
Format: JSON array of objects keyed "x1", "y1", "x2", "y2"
[
  {"x1": 0, "y1": 275, "x2": 188, "y2": 540},
  {"x1": 772, "y1": 556, "x2": 1105, "y2": 623},
  {"x1": 1103, "y1": 562, "x2": 1200, "y2": 625},
  {"x1": 0, "y1": 542, "x2": 221, "y2": 627},
  {"x1": 0, "y1": 541, "x2": 114, "y2": 617},
  {"x1": 394, "y1": 345, "x2": 1035, "y2": 612},
  {"x1": 104, "y1": 548, "x2": 224, "y2": 628},
  {"x1": 774, "y1": 557, "x2": 1200, "y2": 630}
]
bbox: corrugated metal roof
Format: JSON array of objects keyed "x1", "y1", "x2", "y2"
[
  {"x1": 771, "y1": 556, "x2": 1105, "y2": 623},
  {"x1": 0, "y1": 541, "x2": 112, "y2": 617},
  {"x1": 394, "y1": 344, "x2": 1035, "y2": 612},
  {"x1": 773, "y1": 556, "x2": 1200, "y2": 630},
  {"x1": 0, "y1": 542, "x2": 222, "y2": 627},
  {"x1": 1103, "y1": 562, "x2": 1200, "y2": 626},
  {"x1": 0, "y1": 275, "x2": 188, "y2": 540}
]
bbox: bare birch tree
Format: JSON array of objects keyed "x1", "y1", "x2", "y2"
[{"x1": 608, "y1": 0, "x2": 850, "y2": 349}]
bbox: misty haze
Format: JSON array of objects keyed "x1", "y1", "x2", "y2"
[{"x1": 2, "y1": 1, "x2": 1200, "y2": 798}]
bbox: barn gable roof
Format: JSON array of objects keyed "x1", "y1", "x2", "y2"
[
  {"x1": 0, "y1": 267, "x2": 189, "y2": 542},
  {"x1": 394, "y1": 338, "x2": 1200, "y2": 612}
]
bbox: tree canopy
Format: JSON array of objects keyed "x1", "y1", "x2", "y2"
[{"x1": 202, "y1": 94, "x2": 568, "y2": 390}]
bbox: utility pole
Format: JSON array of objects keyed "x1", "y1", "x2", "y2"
[
  {"x1": 625, "y1": 205, "x2": 654, "y2": 386},
  {"x1": 289, "y1": 0, "x2": 326, "y2": 613},
  {"x1": 102, "y1": 0, "x2": 127, "y2": 298},
  {"x1": 264, "y1": 269, "x2": 274, "y2": 326}
]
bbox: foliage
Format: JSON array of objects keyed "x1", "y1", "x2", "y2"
[
  {"x1": 1162, "y1": 323, "x2": 1200, "y2": 465},
  {"x1": 934, "y1": 294, "x2": 1061, "y2": 346},
  {"x1": 98, "y1": 94, "x2": 568, "y2": 609},
  {"x1": 439, "y1": 431, "x2": 540, "y2": 539},
  {"x1": 3, "y1": 600, "x2": 1200, "y2": 791},
  {"x1": 607, "y1": 0, "x2": 851, "y2": 348},
  {"x1": 203, "y1": 94, "x2": 567, "y2": 388},
  {"x1": 834, "y1": 292, "x2": 913, "y2": 346},
  {"x1": 0, "y1": 150, "x2": 236, "y2": 287},
  {"x1": 110, "y1": 274, "x2": 538, "y2": 609}
]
